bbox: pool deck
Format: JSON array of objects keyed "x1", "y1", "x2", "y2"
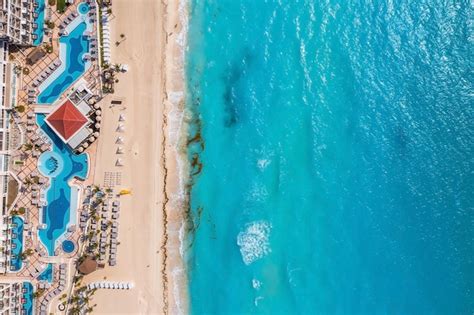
[{"x1": 3, "y1": 1, "x2": 103, "y2": 313}]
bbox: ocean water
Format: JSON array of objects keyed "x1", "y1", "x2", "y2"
[{"x1": 185, "y1": 1, "x2": 473, "y2": 314}]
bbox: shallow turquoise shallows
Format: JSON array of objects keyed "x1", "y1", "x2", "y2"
[{"x1": 185, "y1": 1, "x2": 473, "y2": 314}]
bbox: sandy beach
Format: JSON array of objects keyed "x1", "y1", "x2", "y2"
[{"x1": 82, "y1": 0, "x2": 188, "y2": 314}]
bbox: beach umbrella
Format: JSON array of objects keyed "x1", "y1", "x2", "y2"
[
  {"x1": 96, "y1": 116, "x2": 102, "y2": 122},
  {"x1": 93, "y1": 132, "x2": 100, "y2": 137},
  {"x1": 96, "y1": 110, "x2": 102, "y2": 115},
  {"x1": 82, "y1": 142, "x2": 89, "y2": 148},
  {"x1": 116, "y1": 124, "x2": 125, "y2": 132},
  {"x1": 95, "y1": 123, "x2": 101, "y2": 129},
  {"x1": 115, "y1": 159, "x2": 123, "y2": 167},
  {"x1": 89, "y1": 136, "x2": 96, "y2": 142},
  {"x1": 77, "y1": 147, "x2": 84, "y2": 153},
  {"x1": 116, "y1": 146, "x2": 124, "y2": 154},
  {"x1": 116, "y1": 137, "x2": 124, "y2": 144},
  {"x1": 118, "y1": 113, "x2": 125, "y2": 121},
  {"x1": 94, "y1": 103, "x2": 100, "y2": 109}
]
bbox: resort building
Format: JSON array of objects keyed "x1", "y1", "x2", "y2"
[
  {"x1": 0, "y1": 281, "x2": 33, "y2": 314},
  {"x1": 0, "y1": 0, "x2": 37, "y2": 46},
  {"x1": 0, "y1": 39, "x2": 12, "y2": 264}
]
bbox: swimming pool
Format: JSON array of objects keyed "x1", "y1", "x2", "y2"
[
  {"x1": 78, "y1": 2, "x2": 91, "y2": 15},
  {"x1": 22, "y1": 282, "x2": 34, "y2": 315},
  {"x1": 37, "y1": 22, "x2": 91, "y2": 104},
  {"x1": 33, "y1": 0, "x2": 45, "y2": 46},
  {"x1": 37, "y1": 115, "x2": 88, "y2": 255},
  {"x1": 37, "y1": 263, "x2": 53, "y2": 283},
  {"x1": 10, "y1": 216, "x2": 24, "y2": 272},
  {"x1": 38, "y1": 150, "x2": 64, "y2": 177},
  {"x1": 62, "y1": 240, "x2": 75, "y2": 253},
  {"x1": 37, "y1": 3, "x2": 94, "y2": 104}
]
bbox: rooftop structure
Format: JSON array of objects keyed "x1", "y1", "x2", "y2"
[
  {"x1": 0, "y1": 282, "x2": 33, "y2": 314},
  {"x1": 77, "y1": 256, "x2": 98, "y2": 275},
  {"x1": 45, "y1": 99, "x2": 88, "y2": 142},
  {"x1": 0, "y1": 0, "x2": 37, "y2": 46}
]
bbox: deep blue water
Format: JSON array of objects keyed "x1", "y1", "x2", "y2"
[
  {"x1": 185, "y1": 1, "x2": 473, "y2": 314},
  {"x1": 37, "y1": 115, "x2": 88, "y2": 255},
  {"x1": 62, "y1": 240, "x2": 75, "y2": 253}
]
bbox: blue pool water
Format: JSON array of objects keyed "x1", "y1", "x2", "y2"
[
  {"x1": 33, "y1": 0, "x2": 45, "y2": 46},
  {"x1": 78, "y1": 2, "x2": 90, "y2": 15},
  {"x1": 62, "y1": 240, "x2": 75, "y2": 253},
  {"x1": 186, "y1": 1, "x2": 473, "y2": 314},
  {"x1": 10, "y1": 216, "x2": 24, "y2": 272},
  {"x1": 37, "y1": 263, "x2": 53, "y2": 283},
  {"x1": 37, "y1": 114, "x2": 88, "y2": 255},
  {"x1": 37, "y1": 22, "x2": 90, "y2": 104},
  {"x1": 38, "y1": 151, "x2": 64, "y2": 177},
  {"x1": 22, "y1": 282, "x2": 34, "y2": 315}
]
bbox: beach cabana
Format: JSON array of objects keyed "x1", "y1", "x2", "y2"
[{"x1": 77, "y1": 257, "x2": 98, "y2": 275}]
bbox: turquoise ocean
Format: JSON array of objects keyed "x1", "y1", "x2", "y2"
[{"x1": 185, "y1": 1, "x2": 473, "y2": 314}]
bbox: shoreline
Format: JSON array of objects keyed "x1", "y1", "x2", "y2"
[{"x1": 162, "y1": 0, "x2": 191, "y2": 313}]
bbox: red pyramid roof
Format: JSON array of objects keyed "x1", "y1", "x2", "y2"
[{"x1": 46, "y1": 100, "x2": 88, "y2": 141}]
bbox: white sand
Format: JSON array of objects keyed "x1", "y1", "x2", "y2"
[{"x1": 83, "y1": 0, "x2": 189, "y2": 314}]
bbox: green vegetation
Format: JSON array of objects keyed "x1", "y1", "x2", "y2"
[
  {"x1": 46, "y1": 21, "x2": 55, "y2": 29},
  {"x1": 31, "y1": 176, "x2": 39, "y2": 184},
  {"x1": 20, "y1": 248, "x2": 34, "y2": 260},
  {"x1": 23, "y1": 143, "x2": 33, "y2": 151},
  {"x1": 18, "y1": 207, "x2": 26, "y2": 215},
  {"x1": 15, "y1": 105, "x2": 25, "y2": 113},
  {"x1": 33, "y1": 288, "x2": 45, "y2": 299},
  {"x1": 22, "y1": 67, "x2": 30, "y2": 75},
  {"x1": 57, "y1": 0, "x2": 66, "y2": 13},
  {"x1": 44, "y1": 44, "x2": 53, "y2": 54},
  {"x1": 48, "y1": 0, "x2": 56, "y2": 5}
]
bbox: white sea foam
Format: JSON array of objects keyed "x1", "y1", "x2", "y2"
[
  {"x1": 246, "y1": 183, "x2": 269, "y2": 204},
  {"x1": 237, "y1": 221, "x2": 272, "y2": 265},
  {"x1": 166, "y1": 1, "x2": 189, "y2": 315},
  {"x1": 257, "y1": 158, "x2": 271, "y2": 170},
  {"x1": 254, "y1": 296, "x2": 264, "y2": 306},
  {"x1": 252, "y1": 278, "x2": 262, "y2": 290}
]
